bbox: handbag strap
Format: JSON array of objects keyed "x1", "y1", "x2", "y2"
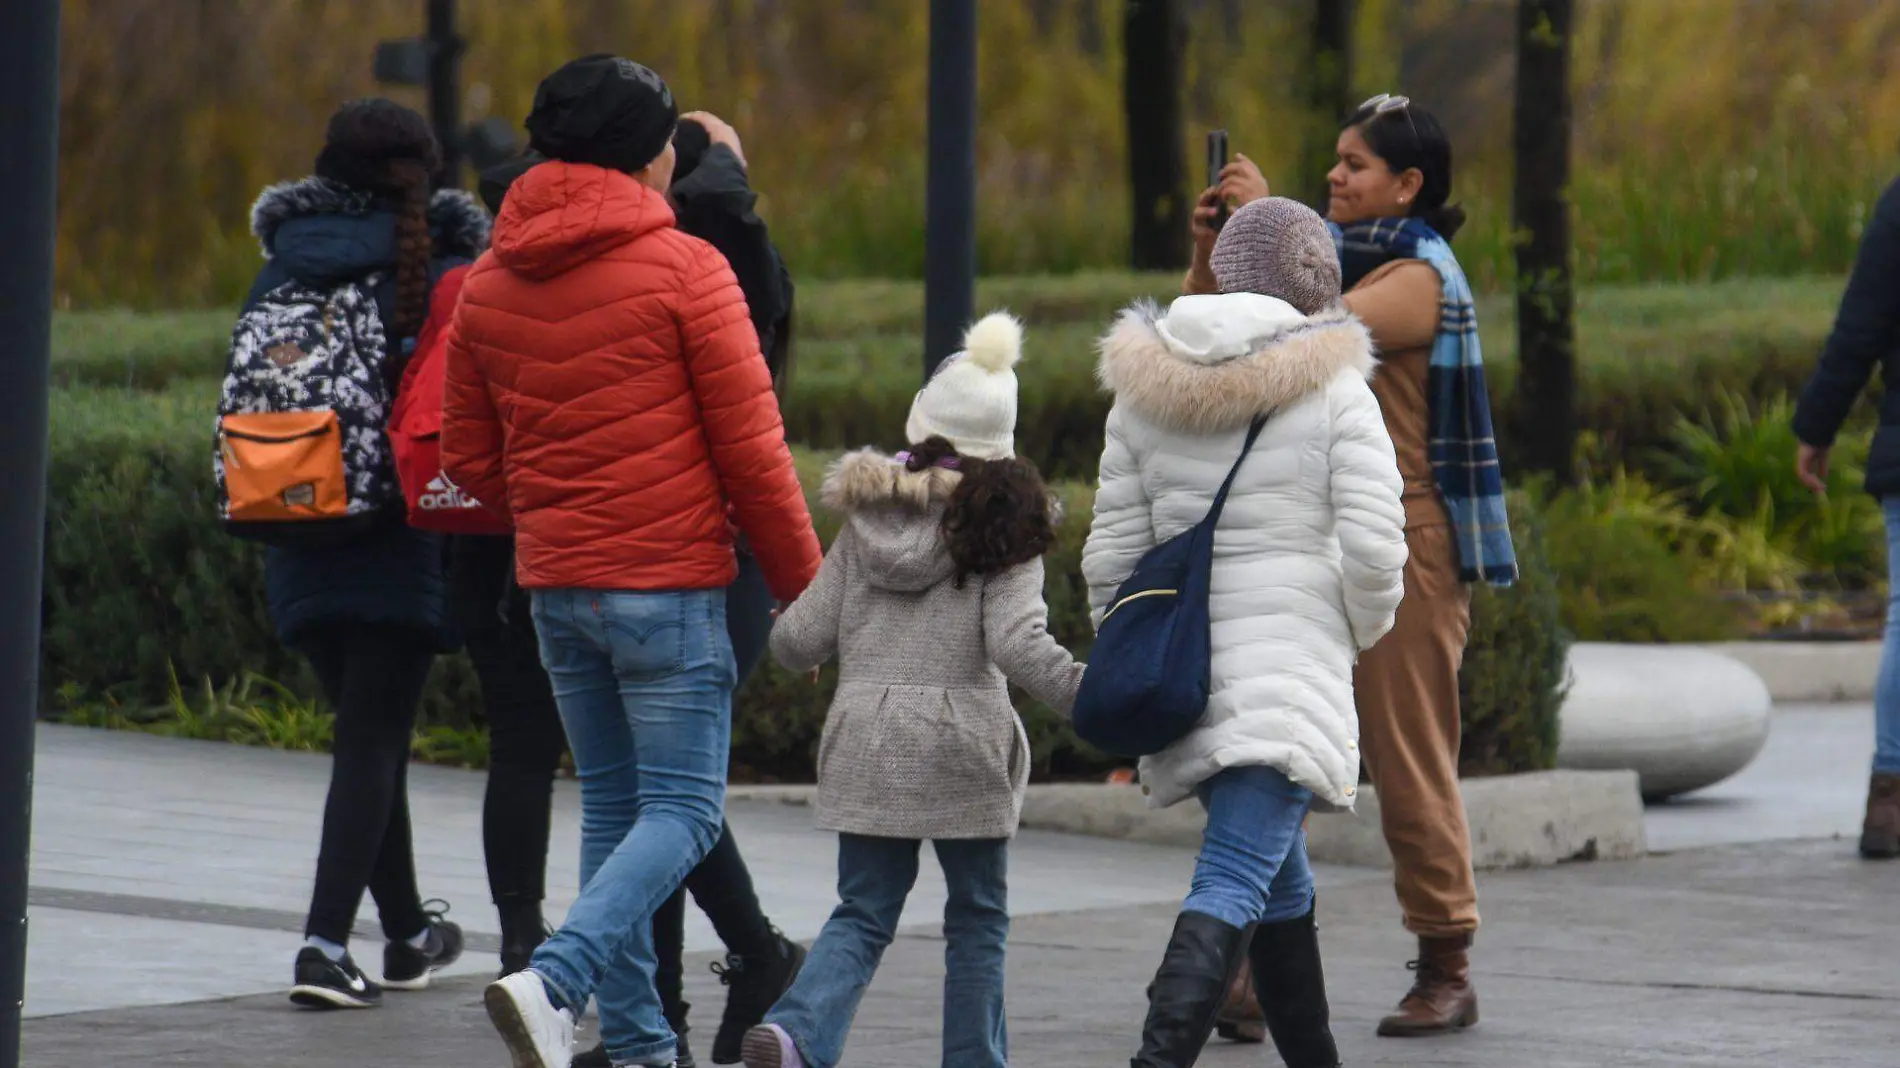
[{"x1": 1202, "y1": 411, "x2": 1274, "y2": 529}]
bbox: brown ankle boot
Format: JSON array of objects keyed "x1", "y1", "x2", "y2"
[
  {"x1": 1214, "y1": 954, "x2": 1265, "y2": 1043},
  {"x1": 1862, "y1": 773, "x2": 1900, "y2": 859},
  {"x1": 1376, "y1": 934, "x2": 1479, "y2": 1037}
]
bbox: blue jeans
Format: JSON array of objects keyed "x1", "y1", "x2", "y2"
[
  {"x1": 1185, "y1": 766, "x2": 1317, "y2": 928},
  {"x1": 1878, "y1": 499, "x2": 1900, "y2": 775},
  {"x1": 767, "y1": 835, "x2": 1010, "y2": 1068},
  {"x1": 526, "y1": 588, "x2": 736, "y2": 1067}
]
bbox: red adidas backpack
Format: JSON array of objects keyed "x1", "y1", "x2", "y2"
[{"x1": 389, "y1": 264, "x2": 512, "y2": 535}]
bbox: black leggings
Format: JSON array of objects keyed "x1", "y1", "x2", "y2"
[
  {"x1": 452, "y1": 536, "x2": 566, "y2": 908},
  {"x1": 300, "y1": 623, "x2": 436, "y2": 946},
  {"x1": 452, "y1": 536, "x2": 779, "y2": 1004}
]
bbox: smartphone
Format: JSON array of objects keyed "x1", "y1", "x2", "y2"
[{"x1": 1206, "y1": 129, "x2": 1230, "y2": 231}]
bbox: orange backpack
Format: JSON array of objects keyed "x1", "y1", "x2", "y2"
[{"x1": 215, "y1": 273, "x2": 400, "y2": 543}]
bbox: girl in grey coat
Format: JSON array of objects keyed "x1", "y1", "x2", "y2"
[{"x1": 743, "y1": 312, "x2": 1084, "y2": 1068}]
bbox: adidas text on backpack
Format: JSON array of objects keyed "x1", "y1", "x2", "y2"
[
  {"x1": 387, "y1": 263, "x2": 510, "y2": 535},
  {"x1": 215, "y1": 273, "x2": 401, "y2": 543}
]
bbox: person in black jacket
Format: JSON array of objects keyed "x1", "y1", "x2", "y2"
[
  {"x1": 470, "y1": 109, "x2": 803, "y2": 1068},
  {"x1": 1793, "y1": 174, "x2": 1900, "y2": 860},
  {"x1": 247, "y1": 98, "x2": 478, "y2": 1010},
  {"x1": 670, "y1": 111, "x2": 796, "y2": 389}
]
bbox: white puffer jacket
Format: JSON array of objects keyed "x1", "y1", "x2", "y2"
[{"x1": 1083, "y1": 293, "x2": 1407, "y2": 812}]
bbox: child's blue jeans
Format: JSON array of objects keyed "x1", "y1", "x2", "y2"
[{"x1": 766, "y1": 834, "x2": 1010, "y2": 1068}]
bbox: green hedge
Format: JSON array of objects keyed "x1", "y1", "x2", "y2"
[
  {"x1": 785, "y1": 320, "x2": 1833, "y2": 485},
  {"x1": 45, "y1": 381, "x2": 1566, "y2": 779},
  {"x1": 54, "y1": 274, "x2": 1843, "y2": 486}
]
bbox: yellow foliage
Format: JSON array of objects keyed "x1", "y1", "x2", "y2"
[{"x1": 52, "y1": 0, "x2": 1900, "y2": 307}]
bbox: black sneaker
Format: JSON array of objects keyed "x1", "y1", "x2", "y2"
[
  {"x1": 710, "y1": 934, "x2": 806, "y2": 1065},
  {"x1": 289, "y1": 946, "x2": 382, "y2": 1010},
  {"x1": 383, "y1": 901, "x2": 466, "y2": 991},
  {"x1": 574, "y1": 1033, "x2": 696, "y2": 1068}
]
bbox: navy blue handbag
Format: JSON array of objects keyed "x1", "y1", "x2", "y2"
[{"x1": 1072, "y1": 414, "x2": 1272, "y2": 758}]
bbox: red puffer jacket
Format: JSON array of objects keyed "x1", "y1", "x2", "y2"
[{"x1": 441, "y1": 160, "x2": 820, "y2": 602}]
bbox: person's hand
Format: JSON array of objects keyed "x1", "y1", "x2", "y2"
[
  {"x1": 1796, "y1": 442, "x2": 1831, "y2": 496},
  {"x1": 681, "y1": 110, "x2": 745, "y2": 167},
  {"x1": 1190, "y1": 185, "x2": 1222, "y2": 255},
  {"x1": 1218, "y1": 154, "x2": 1270, "y2": 208}
]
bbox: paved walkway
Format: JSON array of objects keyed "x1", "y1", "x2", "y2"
[
  {"x1": 18, "y1": 709, "x2": 1900, "y2": 1065},
  {"x1": 22, "y1": 724, "x2": 1219, "y2": 1018},
  {"x1": 1644, "y1": 702, "x2": 1874, "y2": 852}
]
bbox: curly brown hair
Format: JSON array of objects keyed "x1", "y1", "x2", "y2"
[{"x1": 905, "y1": 437, "x2": 1056, "y2": 587}]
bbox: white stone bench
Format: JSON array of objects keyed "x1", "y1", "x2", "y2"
[{"x1": 1557, "y1": 643, "x2": 1772, "y2": 800}]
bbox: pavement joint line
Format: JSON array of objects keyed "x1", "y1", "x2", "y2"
[
  {"x1": 1486, "y1": 969, "x2": 1898, "y2": 1003},
  {"x1": 27, "y1": 885, "x2": 504, "y2": 954}
]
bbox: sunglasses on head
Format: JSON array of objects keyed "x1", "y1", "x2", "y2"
[{"x1": 1357, "y1": 92, "x2": 1423, "y2": 148}]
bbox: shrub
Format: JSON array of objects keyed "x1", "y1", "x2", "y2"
[
  {"x1": 1527, "y1": 469, "x2": 1750, "y2": 642},
  {"x1": 1459, "y1": 492, "x2": 1570, "y2": 777},
  {"x1": 42, "y1": 383, "x2": 305, "y2": 707},
  {"x1": 42, "y1": 385, "x2": 1570, "y2": 778},
  {"x1": 1659, "y1": 390, "x2": 1884, "y2": 585}
]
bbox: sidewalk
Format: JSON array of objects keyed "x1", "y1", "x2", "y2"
[
  {"x1": 20, "y1": 716, "x2": 1900, "y2": 1066},
  {"x1": 24, "y1": 839, "x2": 1898, "y2": 1067},
  {"x1": 21, "y1": 724, "x2": 1213, "y2": 1018}
]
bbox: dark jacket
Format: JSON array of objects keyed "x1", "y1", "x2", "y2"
[
  {"x1": 242, "y1": 177, "x2": 491, "y2": 650},
  {"x1": 668, "y1": 143, "x2": 795, "y2": 387},
  {"x1": 1794, "y1": 176, "x2": 1900, "y2": 495}
]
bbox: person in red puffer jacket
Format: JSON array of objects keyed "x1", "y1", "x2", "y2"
[{"x1": 443, "y1": 55, "x2": 819, "y2": 1068}]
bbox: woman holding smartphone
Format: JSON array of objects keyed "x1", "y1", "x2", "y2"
[{"x1": 1186, "y1": 95, "x2": 1518, "y2": 1046}]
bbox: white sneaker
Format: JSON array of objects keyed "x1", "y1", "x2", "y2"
[{"x1": 485, "y1": 969, "x2": 577, "y2": 1068}]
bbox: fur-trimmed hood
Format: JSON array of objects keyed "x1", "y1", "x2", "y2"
[
  {"x1": 1097, "y1": 293, "x2": 1376, "y2": 435},
  {"x1": 250, "y1": 176, "x2": 490, "y2": 261},
  {"x1": 820, "y1": 449, "x2": 960, "y2": 593}
]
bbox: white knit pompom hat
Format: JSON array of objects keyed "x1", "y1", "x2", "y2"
[{"x1": 905, "y1": 311, "x2": 1023, "y2": 460}]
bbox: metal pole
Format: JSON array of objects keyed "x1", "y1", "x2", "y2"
[
  {"x1": 427, "y1": 0, "x2": 464, "y2": 188},
  {"x1": 0, "y1": 0, "x2": 60, "y2": 1062},
  {"x1": 924, "y1": 0, "x2": 977, "y2": 379}
]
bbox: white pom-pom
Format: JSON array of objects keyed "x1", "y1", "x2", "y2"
[{"x1": 961, "y1": 311, "x2": 1023, "y2": 373}]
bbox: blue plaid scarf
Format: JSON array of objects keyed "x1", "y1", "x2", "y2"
[{"x1": 1331, "y1": 217, "x2": 1518, "y2": 586}]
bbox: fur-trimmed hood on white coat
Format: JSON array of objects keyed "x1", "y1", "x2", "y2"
[{"x1": 1083, "y1": 293, "x2": 1408, "y2": 811}]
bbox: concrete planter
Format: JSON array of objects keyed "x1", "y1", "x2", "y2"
[
  {"x1": 1559, "y1": 643, "x2": 1773, "y2": 800},
  {"x1": 1697, "y1": 640, "x2": 1881, "y2": 704}
]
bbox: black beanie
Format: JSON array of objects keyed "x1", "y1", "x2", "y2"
[{"x1": 526, "y1": 55, "x2": 678, "y2": 175}]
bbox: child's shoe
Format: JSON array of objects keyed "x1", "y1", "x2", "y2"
[{"x1": 739, "y1": 1024, "x2": 804, "y2": 1068}]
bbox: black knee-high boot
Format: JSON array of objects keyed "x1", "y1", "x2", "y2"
[
  {"x1": 1132, "y1": 912, "x2": 1251, "y2": 1068},
  {"x1": 1250, "y1": 907, "x2": 1340, "y2": 1067}
]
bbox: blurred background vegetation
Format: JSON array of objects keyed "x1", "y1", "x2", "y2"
[{"x1": 56, "y1": 0, "x2": 1900, "y2": 308}]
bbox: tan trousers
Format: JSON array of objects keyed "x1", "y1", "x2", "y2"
[{"x1": 1353, "y1": 522, "x2": 1479, "y2": 937}]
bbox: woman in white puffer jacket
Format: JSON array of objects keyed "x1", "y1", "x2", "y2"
[{"x1": 1087, "y1": 197, "x2": 1406, "y2": 1068}]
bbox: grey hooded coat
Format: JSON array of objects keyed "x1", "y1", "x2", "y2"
[{"x1": 769, "y1": 451, "x2": 1085, "y2": 840}]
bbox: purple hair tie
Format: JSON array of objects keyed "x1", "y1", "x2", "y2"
[{"x1": 895, "y1": 451, "x2": 960, "y2": 471}]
